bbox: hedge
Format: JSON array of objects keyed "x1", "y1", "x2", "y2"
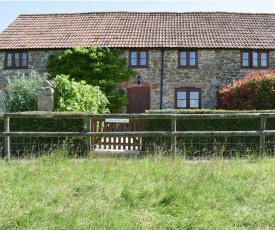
[
  {"x1": 0, "y1": 112, "x2": 87, "y2": 158},
  {"x1": 145, "y1": 109, "x2": 275, "y2": 157}
]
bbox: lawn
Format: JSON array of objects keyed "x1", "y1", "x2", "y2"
[{"x1": 0, "y1": 153, "x2": 274, "y2": 229}]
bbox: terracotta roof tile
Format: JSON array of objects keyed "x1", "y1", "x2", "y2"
[{"x1": 0, "y1": 12, "x2": 275, "y2": 50}]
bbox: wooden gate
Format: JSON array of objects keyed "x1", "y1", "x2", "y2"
[
  {"x1": 91, "y1": 119, "x2": 143, "y2": 152},
  {"x1": 91, "y1": 87, "x2": 150, "y2": 153}
]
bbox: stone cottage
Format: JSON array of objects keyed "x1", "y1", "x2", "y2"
[{"x1": 0, "y1": 12, "x2": 275, "y2": 113}]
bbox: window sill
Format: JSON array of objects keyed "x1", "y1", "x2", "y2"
[
  {"x1": 177, "y1": 67, "x2": 199, "y2": 69},
  {"x1": 129, "y1": 66, "x2": 149, "y2": 69},
  {"x1": 175, "y1": 108, "x2": 201, "y2": 109},
  {"x1": 3, "y1": 67, "x2": 29, "y2": 70},
  {"x1": 240, "y1": 66, "x2": 269, "y2": 69}
]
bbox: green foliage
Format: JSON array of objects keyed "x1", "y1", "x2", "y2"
[
  {"x1": 0, "y1": 112, "x2": 86, "y2": 158},
  {"x1": 107, "y1": 87, "x2": 130, "y2": 113},
  {"x1": 217, "y1": 71, "x2": 275, "y2": 110},
  {"x1": 145, "y1": 109, "x2": 275, "y2": 156},
  {"x1": 0, "y1": 71, "x2": 48, "y2": 112},
  {"x1": 53, "y1": 75, "x2": 109, "y2": 113},
  {"x1": 46, "y1": 46, "x2": 136, "y2": 113}
]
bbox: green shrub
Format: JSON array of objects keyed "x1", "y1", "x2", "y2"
[
  {"x1": 0, "y1": 112, "x2": 87, "y2": 158},
  {"x1": 217, "y1": 71, "x2": 275, "y2": 110},
  {"x1": 0, "y1": 71, "x2": 48, "y2": 112},
  {"x1": 53, "y1": 75, "x2": 109, "y2": 113},
  {"x1": 46, "y1": 46, "x2": 136, "y2": 113}
]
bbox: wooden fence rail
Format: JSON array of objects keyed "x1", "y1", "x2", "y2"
[{"x1": 1, "y1": 112, "x2": 275, "y2": 159}]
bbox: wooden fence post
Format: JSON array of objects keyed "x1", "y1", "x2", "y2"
[
  {"x1": 86, "y1": 118, "x2": 92, "y2": 153},
  {"x1": 4, "y1": 116, "x2": 10, "y2": 160},
  {"x1": 260, "y1": 117, "x2": 266, "y2": 155},
  {"x1": 171, "y1": 118, "x2": 177, "y2": 153}
]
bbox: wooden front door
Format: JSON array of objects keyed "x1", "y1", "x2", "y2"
[
  {"x1": 127, "y1": 87, "x2": 150, "y2": 113},
  {"x1": 127, "y1": 87, "x2": 150, "y2": 134}
]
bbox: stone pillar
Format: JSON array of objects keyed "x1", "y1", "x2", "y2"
[{"x1": 38, "y1": 80, "x2": 54, "y2": 111}]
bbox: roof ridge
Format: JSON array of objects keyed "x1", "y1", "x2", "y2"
[{"x1": 18, "y1": 11, "x2": 275, "y2": 17}]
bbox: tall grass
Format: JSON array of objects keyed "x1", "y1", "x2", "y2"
[{"x1": 0, "y1": 153, "x2": 274, "y2": 229}]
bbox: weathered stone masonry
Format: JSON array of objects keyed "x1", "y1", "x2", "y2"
[
  {"x1": 0, "y1": 50, "x2": 60, "y2": 88},
  {"x1": 126, "y1": 49, "x2": 275, "y2": 109},
  {"x1": 1, "y1": 49, "x2": 275, "y2": 110}
]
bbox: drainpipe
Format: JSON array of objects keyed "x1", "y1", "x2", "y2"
[{"x1": 160, "y1": 47, "x2": 165, "y2": 109}]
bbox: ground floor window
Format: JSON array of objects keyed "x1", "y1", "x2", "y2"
[{"x1": 175, "y1": 87, "x2": 201, "y2": 109}]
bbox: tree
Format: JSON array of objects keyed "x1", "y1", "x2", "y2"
[{"x1": 46, "y1": 46, "x2": 136, "y2": 113}]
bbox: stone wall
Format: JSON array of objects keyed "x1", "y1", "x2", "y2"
[
  {"x1": 1, "y1": 48, "x2": 275, "y2": 110},
  {"x1": 0, "y1": 50, "x2": 61, "y2": 88},
  {"x1": 124, "y1": 49, "x2": 275, "y2": 109}
]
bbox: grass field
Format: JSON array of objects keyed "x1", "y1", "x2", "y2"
[{"x1": 0, "y1": 153, "x2": 274, "y2": 229}]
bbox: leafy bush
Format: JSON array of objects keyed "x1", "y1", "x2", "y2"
[
  {"x1": 46, "y1": 46, "x2": 136, "y2": 113},
  {"x1": 0, "y1": 71, "x2": 48, "y2": 112},
  {"x1": 217, "y1": 71, "x2": 275, "y2": 110},
  {"x1": 53, "y1": 75, "x2": 109, "y2": 113}
]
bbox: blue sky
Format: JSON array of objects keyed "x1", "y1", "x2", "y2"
[{"x1": 1, "y1": 0, "x2": 275, "y2": 32}]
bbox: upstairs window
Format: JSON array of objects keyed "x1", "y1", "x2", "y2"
[
  {"x1": 5, "y1": 51, "x2": 28, "y2": 69},
  {"x1": 175, "y1": 87, "x2": 201, "y2": 109},
  {"x1": 241, "y1": 51, "x2": 269, "y2": 68},
  {"x1": 129, "y1": 50, "x2": 148, "y2": 68},
  {"x1": 178, "y1": 50, "x2": 198, "y2": 68}
]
